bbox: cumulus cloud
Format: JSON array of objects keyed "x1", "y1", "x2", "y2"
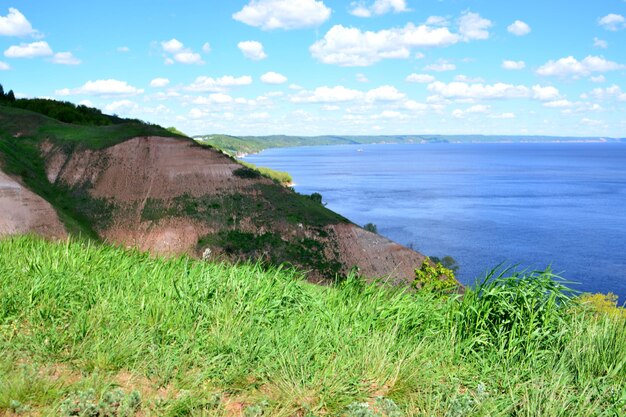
[
  {"x1": 458, "y1": 12, "x2": 492, "y2": 41},
  {"x1": 4, "y1": 41, "x2": 52, "y2": 58},
  {"x1": 365, "y1": 85, "x2": 405, "y2": 102},
  {"x1": 160, "y1": 38, "x2": 204, "y2": 64},
  {"x1": 427, "y1": 81, "x2": 560, "y2": 101},
  {"x1": 502, "y1": 60, "x2": 525, "y2": 70},
  {"x1": 104, "y1": 100, "x2": 139, "y2": 114},
  {"x1": 543, "y1": 99, "x2": 574, "y2": 108},
  {"x1": 349, "y1": 0, "x2": 409, "y2": 18},
  {"x1": 150, "y1": 78, "x2": 170, "y2": 88},
  {"x1": 593, "y1": 37, "x2": 608, "y2": 49},
  {"x1": 507, "y1": 20, "x2": 531, "y2": 36},
  {"x1": 584, "y1": 84, "x2": 626, "y2": 101},
  {"x1": 0, "y1": 8, "x2": 37, "y2": 37},
  {"x1": 406, "y1": 73, "x2": 435, "y2": 83},
  {"x1": 292, "y1": 86, "x2": 363, "y2": 103},
  {"x1": 0, "y1": 61, "x2": 9, "y2": 70},
  {"x1": 238, "y1": 40, "x2": 267, "y2": 60},
  {"x1": 202, "y1": 42, "x2": 211, "y2": 53},
  {"x1": 233, "y1": 0, "x2": 331, "y2": 30},
  {"x1": 598, "y1": 14, "x2": 625, "y2": 31},
  {"x1": 186, "y1": 75, "x2": 253, "y2": 92},
  {"x1": 56, "y1": 79, "x2": 144, "y2": 96},
  {"x1": 51, "y1": 52, "x2": 81, "y2": 65},
  {"x1": 536, "y1": 55, "x2": 624, "y2": 77},
  {"x1": 260, "y1": 71, "x2": 287, "y2": 84},
  {"x1": 424, "y1": 61, "x2": 456, "y2": 72},
  {"x1": 311, "y1": 11, "x2": 491, "y2": 66}
]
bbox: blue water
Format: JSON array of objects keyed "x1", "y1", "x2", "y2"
[{"x1": 245, "y1": 143, "x2": 626, "y2": 302}]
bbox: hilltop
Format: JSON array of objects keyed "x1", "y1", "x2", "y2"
[{"x1": 0, "y1": 98, "x2": 428, "y2": 284}]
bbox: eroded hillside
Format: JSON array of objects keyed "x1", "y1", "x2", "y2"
[{"x1": 0, "y1": 104, "x2": 427, "y2": 284}]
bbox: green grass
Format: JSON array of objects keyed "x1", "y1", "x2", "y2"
[
  {"x1": 239, "y1": 161, "x2": 293, "y2": 185},
  {"x1": 1, "y1": 235, "x2": 624, "y2": 416}
]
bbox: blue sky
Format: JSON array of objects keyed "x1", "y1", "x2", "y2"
[{"x1": 1, "y1": 0, "x2": 625, "y2": 137}]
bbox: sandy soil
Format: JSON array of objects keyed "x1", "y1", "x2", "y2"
[{"x1": 0, "y1": 168, "x2": 66, "y2": 239}]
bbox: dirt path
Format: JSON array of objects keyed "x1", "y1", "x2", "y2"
[{"x1": 0, "y1": 168, "x2": 66, "y2": 239}]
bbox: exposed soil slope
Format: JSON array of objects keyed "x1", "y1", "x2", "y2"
[
  {"x1": 0, "y1": 168, "x2": 66, "y2": 239},
  {"x1": 42, "y1": 135, "x2": 426, "y2": 283}
]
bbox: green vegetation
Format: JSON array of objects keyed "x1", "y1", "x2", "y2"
[
  {"x1": 0, "y1": 100, "x2": 187, "y2": 236},
  {"x1": 363, "y1": 223, "x2": 378, "y2": 234},
  {"x1": 1, "y1": 236, "x2": 625, "y2": 416},
  {"x1": 195, "y1": 133, "x2": 622, "y2": 155},
  {"x1": 239, "y1": 160, "x2": 293, "y2": 185},
  {"x1": 413, "y1": 256, "x2": 458, "y2": 293}
]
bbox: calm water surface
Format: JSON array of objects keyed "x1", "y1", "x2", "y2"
[{"x1": 245, "y1": 143, "x2": 626, "y2": 301}]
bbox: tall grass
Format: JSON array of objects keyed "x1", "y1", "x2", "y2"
[{"x1": 1, "y1": 236, "x2": 624, "y2": 416}]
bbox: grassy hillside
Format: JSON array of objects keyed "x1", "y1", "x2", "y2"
[
  {"x1": 195, "y1": 133, "x2": 621, "y2": 156},
  {"x1": 0, "y1": 104, "x2": 187, "y2": 237},
  {"x1": 1, "y1": 235, "x2": 624, "y2": 416}
]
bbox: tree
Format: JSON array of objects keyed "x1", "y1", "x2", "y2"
[
  {"x1": 6, "y1": 90, "x2": 16, "y2": 102},
  {"x1": 309, "y1": 192, "x2": 323, "y2": 204},
  {"x1": 430, "y1": 255, "x2": 460, "y2": 274},
  {"x1": 0, "y1": 84, "x2": 4, "y2": 98},
  {"x1": 363, "y1": 222, "x2": 378, "y2": 233}
]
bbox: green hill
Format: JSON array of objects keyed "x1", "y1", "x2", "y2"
[{"x1": 0, "y1": 236, "x2": 624, "y2": 416}]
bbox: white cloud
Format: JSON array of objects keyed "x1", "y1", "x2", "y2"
[
  {"x1": 502, "y1": 60, "x2": 525, "y2": 70},
  {"x1": 292, "y1": 85, "x2": 363, "y2": 103},
  {"x1": 466, "y1": 104, "x2": 490, "y2": 113},
  {"x1": 238, "y1": 40, "x2": 267, "y2": 60},
  {"x1": 404, "y1": 100, "x2": 428, "y2": 111},
  {"x1": 104, "y1": 100, "x2": 139, "y2": 114},
  {"x1": 356, "y1": 73, "x2": 369, "y2": 82},
  {"x1": 117, "y1": 46, "x2": 130, "y2": 53},
  {"x1": 173, "y1": 51, "x2": 203, "y2": 64},
  {"x1": 427, "y1": 81, "x2": 560, "y2": 101},
  {"x1": 202, "y1": 42, "x2": 211, "y2": 53},
  {"x1": 4, "y1": 41, "x2": 52, "y2": 58},
  {"x1": 590, "y1": 75, "x2": 606, "y2": 83},
  {"x1": 310, "y1": 22, "x2": 462, "y2": 66},
  {"x1": 51, "y1": 52, "x2": 81, "y2": 65},
  {"x1": 537, "y1": 55, "x2": 624, "y2": 77},
  {"x1": 593, "y1": 37, "x2": 608, "y2": 49},
  {"x1": 424, "y1": 61, "x2": 456, "y2": 72},
  {"x1": 543, "y1": 99, "x2": 573, "y2": 108},
  {"x1": 196, "y1": 93, "x2": 235, "y2": 105},
  {"x1": 233, "y1": 0, "x2": 331, "y2": 30},
  {"x1": 581, "y1": 118, "x2": 602, "y2": 126},
  {"x1": 0, "y1": 8, "x2": 37, "y2": 37},
  {"x1": 598, "y1": 14, "x2": 625, "y2": 31},
  {"x1": 365, "y1": 85, "x2": 405, "y2": 102},
  {"x1": 507, "y1": 20, "x2": 531, "y2": 36},
  {"x1": 161, "y1": 38, "x2": 184, "y2": 53},
  {"x1": 455, "y1": 75, "x2": 484, "y2": 83},
  {"x1": 585, "y1": 84, "x2": 626, "y2": 101},
  {"x1": 406, "y1": 73, "x2": 435, "y2": 83},
  {"x1": 150, "y1": 78, "x2": 170, "y2": 88},
  {"x1": 531, "y1": 85, "x2": 560, "y2": 101},
  {"x1": 349, "y1": 0, "x2": 409, "y2": 18},
  {"x1": 458, "y1": 12, "x2": 492, "y2": 41},
  {"x1": 261, "y1": 71, "x2": 287, "y2": 84},
  {"x1": 186, "y1": 75, "x2": 253, "y2": 92},
  {"x1": 491, "y1": 112, "x2": 515, "y2": 119},
  {"x1": 160, "y1": 39, "x2": 204, "y2": 64},
  {"x1": 0, "y1": 61, "x2": 10, "y2": 70},
  {"x1": 56, "y1": 79, "x2": 144, "y2": 96}
]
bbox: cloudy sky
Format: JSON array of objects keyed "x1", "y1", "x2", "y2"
[{"x1": 1, "y1": 0, "x2": 625, "y2": 137}]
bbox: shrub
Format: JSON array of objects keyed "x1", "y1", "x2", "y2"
[
  {"x1": 413, "y1": 257, "x2": 457, "y2": 293},
  {"x1": 309, "y1": 192, "x2": 323, "y2": 204},
  {"x1": 578, "y1": 293, "x2": 626, "y2": 319},
  {"x1": 233, "y1": 167, "x2": 261, "y2": 179},
  {"x1": 363, "y1": 223, "x2": 378, "y2": 233}
]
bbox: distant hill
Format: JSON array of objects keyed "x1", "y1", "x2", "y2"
[
  {"x1": 195, "y1": 133, "x2": 620, "y2": 156},
  {"x1": 0, "y1": 99, "x2": 430, "y2": 284}
]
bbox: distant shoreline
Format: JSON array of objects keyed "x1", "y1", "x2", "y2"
[{"x1": 196, "y1": 133, "x2": 624, "y2": 157}]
